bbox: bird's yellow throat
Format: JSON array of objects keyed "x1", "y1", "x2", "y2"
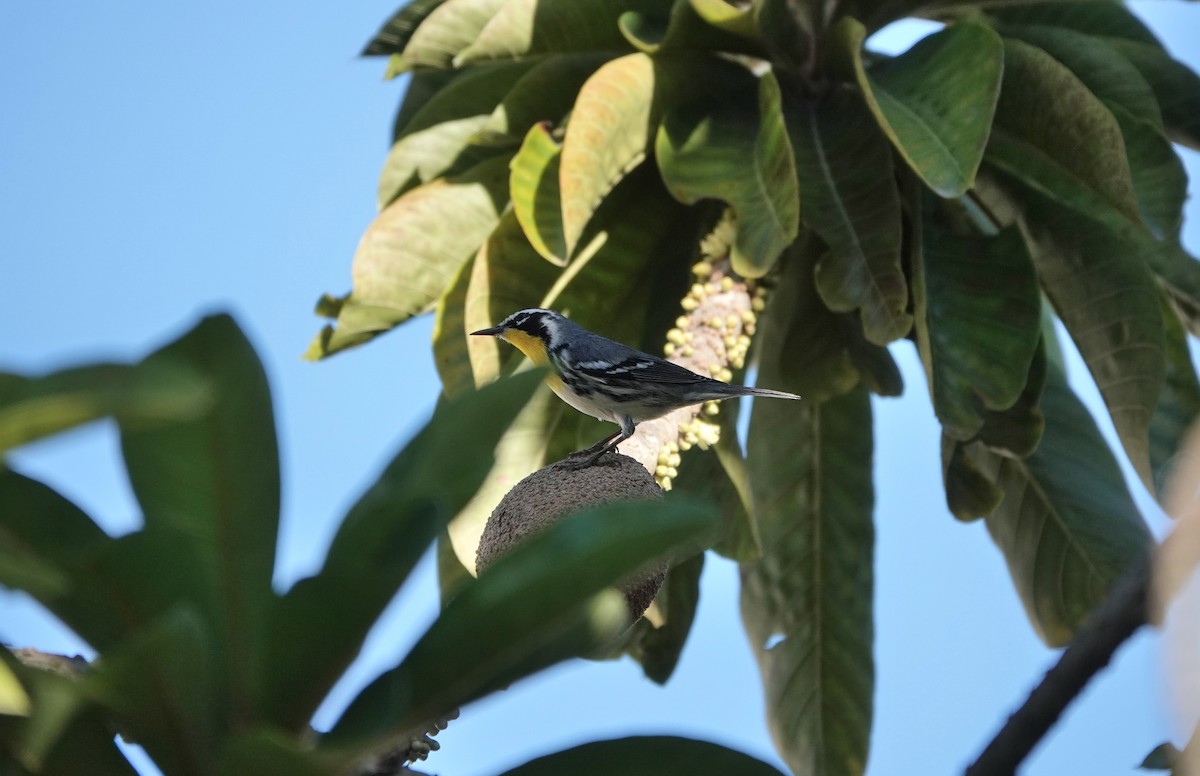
[{"x1": 501, "y1": 330, "x2": 551, "y2": 366}]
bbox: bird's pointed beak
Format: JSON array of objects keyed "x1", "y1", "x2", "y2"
[{"x1": 470, "y1": 325, "x2": 505, "y2": 337}]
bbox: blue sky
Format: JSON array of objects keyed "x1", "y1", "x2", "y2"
[{"x1": 1, "y1": 2, "x2": 1198, "y2": 774}]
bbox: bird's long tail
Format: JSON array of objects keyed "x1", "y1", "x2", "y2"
[{"x1": 705, "y1": 384, "x2": 800, "y2": 401}]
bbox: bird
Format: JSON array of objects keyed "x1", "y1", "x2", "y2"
[{"x1": 471, "y1": 308, "x2": 800, "y2": 468}]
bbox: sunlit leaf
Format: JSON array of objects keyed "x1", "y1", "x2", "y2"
[
  {"x1": 510, "y1": 123, "x2": 568, "y2": 264},
  {"x1": 456, "y1": 0, "x2": 666, "y2": 65},
  {"x1": 656, "y1": 69, "x2": 798, "y2": 277},
  {"x1": 431, "y1": 253, "x2": 477, "y2": 400},
  {"x1": 476, "y1": 53, "x2": 614, "y2": 144},
  {"x1": 497, "y1": 736, "x2": 787, "y2": 775},
  {"x1": 398, "y1": 0, "x2": 509, "y2": 70},
  {"x1": 787, "y1": 89, "x2": 910, "y2": 345},
  {"x1": 835, "y1": 19, "x2": 1002, "y2": 197},
  {"x1": 326, "y1": 499, "x2": 717, "y2": 751},
  {"x1": 618, "y1": 0, "x2": 762, "y2": 55},
  {"x1": 362, "y1": 0, "x2": 449, "y2": 57},
  {"x1": 308, "y1": 157, "x2": 509, "y2": 359}
]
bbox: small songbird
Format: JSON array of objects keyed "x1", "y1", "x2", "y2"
[{"x1": 471, "y1": 309, "x2": 800, "y2": 468}]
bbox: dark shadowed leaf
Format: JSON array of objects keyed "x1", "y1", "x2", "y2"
[
  {"x1": 625, "y1": 552, "x2": 703, "y2": 684},
  {"x1": 656, "y1": 69, "x2": 799, "y2": 277},
  {"x1": 497, "y1": 736, "x2": 787, "y2": 775},
  {"x1": 1017, "y1": 201, "x2": 1164, "y2": 493},
  {"x1": 362, "y1": 0, "x2": 449, "y2": 56},
  {"x1": 261, "y1": 371, "x2": 540, "y2": 730},
  {"x1": 1112, "y1": 40, "x2": 1200, "y2": 150},
  {"x1": 987, "y1": 38, "x2": 1141, "y2": 223},
  {"x1": 119, "y1": 315, "x2": 279, "y2": 714},
  {"x1": 1138, "y1": 741, "x2": 1181, "y2": 771},
  {"x1": 325, "y1": 499, "x2": 717, "y2": 752},
  {"x1": 745, "y1": 306, "x2": 874, "y2": 776},
  {"x1": 837, "y1": 19, "x2": 1002, "y2": 197},
  {"x1": 0, "y1": 651, "x2": 137, "y2": 776},
  {"x1": 963, "y1": 361, "x2": 1153, "y2": 646},
  {"x1": 787, "y1": 89, "x2": 910, "y2": 345},
  {"x1": 0, "y1": 470, "x2": 123, "y2": 649},
  {"x1": 219, "y1": 729, "x2": 340, "y2": 776},
  {"x1": 85, "y1": 607, "x2": 218, "y2": 775},
  {"x1": 913, "y1": 224, "x2": 1040, "y2": 441},
  {"x1": 1150, "y1": 293, "x2": 1200, "y2": 495},
  {"x1": 0, "y1": 362, "x2": 209, "y2": 455}
]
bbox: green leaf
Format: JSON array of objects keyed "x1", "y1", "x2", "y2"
[
  {"x1": 378, "y1": 60, "x2": 535, "y2": 206},
  {"x1": 308, "y1": 156, "x2": 509, "y2": 359},
  {"x1": 1138, "y1": 741, "x2": 1181, "y2": 771},
  {"x1": 558, "y1": 53, "x2": 655, "y2": 255},
  {"x1": 85, "y1": 607, "x2": 218, "y2": 775},
  {"x1": 675, "y1": 447, "x2": 756, "y2": 562},
  {"x1": 0, "y1": 654, "x2": 137, "y2": 776},
  {"x1": 261, "y1": 371, "x2": 541, "y2": 730},
  {"x1": 558, "y1": 52, "x2": 714, "y2": 255},
  {"x1": 456, "y1": 0, "x2": 667, "y2": 65},
  {"x1": 396, "y1": 0, "x2": 509, "y2": 70},
  {"x1": 0, "y1": 362, "x2": 209, "y2": 455},
  {"x1": 973, "y1": 334, "x2": 1048, "y2": 460},
  {"x1": 118, "y1": 314, "x2": 279, "y2": 714},
  {"x1": 362, "y1": 0, "x2": 449, "y2": 57},
  {"x1": 743, "y1": 384, "x2": 874, "y2": 776},
  {"x1": 476, "y1": 53, "x2": 614, "y2": 144},
  {"x1": 787, "y1": 89, "x2": 911, "y2": 345},
  {"x1": 836, "y1": 19, "x2": 1002, "y2": 197},
  {"x1": 996, "y1": 25, "x2": 1184, "y2": 239},
  {"x1": 0, "y1": 655, "x2": 30, "y2": 717},
  {"x1": 988, "y1": 38, "x2": 1142, "y2": 224},
  {"x1": 625, "y1": 552, "x2": 703, "y2": 684},
  {"x1": 219, "y1": 728, "x2": 340, "y2": 776},
  {"x1": 510, "y1": 123, "x2": 568, "y2": 264},
  {"x1": 962, "y1": 362, "x2": 1153, "y2": 646},
  {"x1": 656, "y1": 69, "x2": 799, "y2": 277},
  {"x1": 1150, "y1": 292, "x2": 1200, "y2": 496},
  {"x1": 326, "y1": 498, "x2": 718, "y2": 750},
  {"x1": 444, "y1": 385, "x2": 566, "y2": 573},
  {"x1": 431, "y1": 253, "x2": 478, "y2": 400},
  {"x1": 1018, "y1": 200, "x2": 1165, "y2": 493},
  {"x1": 465, "y1": 209, "x2": 564, "y2": 384},
  {"x1": 754, "y1": 239, "x2": 861, "y2": 403},
  {"x1": 0, "y1": 470, "x2": 122, "y2": 649},
  {"x1": 497, "y1": 736, "x2": 788, "y2": 775},
  {"x1": 618, "y1": 0, "x2": 763, "y2": 55},
  {"x1": 913, "y1": 224, "x2": 1040, "y2": 441},
  {"x1": 1112, "y1": 40, "x2": 1200, "y2": 150}
]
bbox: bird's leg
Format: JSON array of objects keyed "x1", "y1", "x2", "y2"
[{"x1": 561, "y1": 419, "x2": 635, "y2": 469}]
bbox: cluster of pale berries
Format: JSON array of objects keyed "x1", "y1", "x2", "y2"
[{"x1": 652, "y1": 252, "x2": 771, "y2": 491}]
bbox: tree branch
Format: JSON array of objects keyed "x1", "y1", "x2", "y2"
[{"x1": 964, "y1": 553, "x2": 1152, "y2": 776}]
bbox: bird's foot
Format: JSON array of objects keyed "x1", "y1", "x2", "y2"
[{"x1": 559, "y1": 446, "x2": 616, "y2": 470}]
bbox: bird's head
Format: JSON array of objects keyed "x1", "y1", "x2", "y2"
[{"x1": 470, "y1": 308, "x2": 565, "y2": 365}]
